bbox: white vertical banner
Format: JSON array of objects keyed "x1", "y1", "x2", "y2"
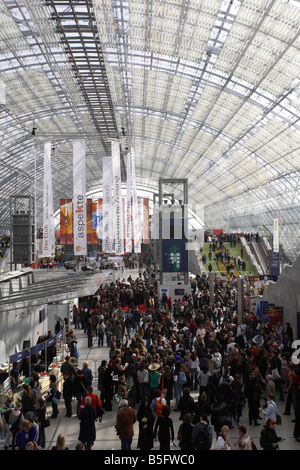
[
  {"x1": 112, "y1": 141, "x2": 124, "y2": 255},
  {"x1": 131, "y1": 148, "x2": 141, "y2": 253},
  {"x1": 42, "y1": 142, "x2": 55, "y2": 257},
  {"x1": 73, "y1": 139, "x2": 87, "y2": 256},
  {"x1": 273, "y1": 218, "x2": 279, "y2": 253},
  {"x1": 125, "y1": 152, "x2": 132, "y2": 253},
  {"x1": 102, "y1": 156, "x2": 114, "y2": 253}
]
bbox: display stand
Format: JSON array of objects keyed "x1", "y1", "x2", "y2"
[{"x1": 0, "y1": 329, "x2": 67, "y2": 404}]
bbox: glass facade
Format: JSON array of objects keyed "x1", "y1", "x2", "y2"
[{"x1": 0, "y1": 0, "x2": 299, "y2": 260}]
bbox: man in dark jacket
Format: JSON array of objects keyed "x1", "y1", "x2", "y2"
[{"x1": 78, "y1": 396, "x2": 97, "y2": 450}]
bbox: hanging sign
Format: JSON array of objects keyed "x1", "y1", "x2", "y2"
[
  {"x1": 42, "y1": 142, "x2": 55, "y2": 257},
  {"x1": 73, "y1": 139, "x2": 87, "y2": 256}
]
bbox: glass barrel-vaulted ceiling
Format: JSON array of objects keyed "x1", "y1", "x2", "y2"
[{"x1": 0, "y1": 0, "x2": 300, "y2": 261}]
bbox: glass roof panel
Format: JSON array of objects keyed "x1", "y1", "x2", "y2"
[{"x1": 0, "y1": 0, "x2": 299, "y2": 259}]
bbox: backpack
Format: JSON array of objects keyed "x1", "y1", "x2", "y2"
[
  {"x1": 10, "y1": 413, "x2": 22, "y2": 435},
  {"x1": 155, "y1": 398, "x2": 164, "y2": 417},
  {"x1": 195, "y1": 425, "x2": 210, "y2": 450},
  {"x1": 178, "y1": 371, "x2": 187, "y2": 385}
]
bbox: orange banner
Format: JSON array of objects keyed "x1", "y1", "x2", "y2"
[
  {"x1": 60, "y1": 199, "x2": 73, "y2": 245},
  {"x1": 87, "y1": 198, "x2": 93, "y2": 245}
]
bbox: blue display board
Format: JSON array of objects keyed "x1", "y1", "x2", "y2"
[
  {"x1": 268, "y1": 250, "x2": 280, "y2": 276},
  {"x1": 161, "y1": 238, "x2": 188, "y2": 273}
]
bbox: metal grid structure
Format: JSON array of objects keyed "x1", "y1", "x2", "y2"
[{"x1": 0, "y1": 0, "x2": 300, "y2": 260}]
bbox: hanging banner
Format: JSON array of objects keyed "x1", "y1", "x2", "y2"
[
  {"x1": 92, "y1": 201, "x2": 98, "y2": 244},
  {"x1": 42, "y1": 142, "x2": 55, "y2": 257},
  {"x1": 143, "y1": 198, "x2": 150, "y2": 244},
  {"x1": 273, "y1": 218, "x2": 279, "y2": 253},
  {"x1": 97, "y1": 198, "x2": 103, "y2": 241},
  {"x1": 131, "y1": 149, "x2": 141, "y2": 253},
  {"x1": 125, "y1": 152, "x2": 132, "y2": 252},
  {"x1": 67, "y1": 200, "x2": 73, "y2": 245},
  {"x1": 60, "y1": 199, "x2": 73, "y2": 245},
  {"x1": 112, "y1": 141, "x2": 124, "y2": 255},
  {"x1": 87, "y1": 198, "x2": 93, "y2": 245},
  {"x1": 73, "y1": 139, "x2": 87, "y2": 256},
  {"x1": 122, "y1": 197, "x2": 126, "y2": 249},
  {"x1": 102, "y1": 156, "x2": 114, "y2": 253}
]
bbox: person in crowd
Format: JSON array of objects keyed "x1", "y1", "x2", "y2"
[
  {"x1": 115, "y1": 399, "x2": 137, "y2": 450},
  {"x1": 73, "y1": 369, "x2": 89, "y2": 416},
  {"x1": 177, "y1": 387, "x2": 195, "y2": 421},
  {"x1": 259, "y1": 393, "x2": 278, "y2": 423},
  {"x1": 15, "y1": 419, "x2": 38, "y2": 450},
  {"x1": 260, "y1": 418, "x2": 285, "y2": 450},
  {"x1": 20, "y1": 384, "x2": 34, "y2": 416},
  {"x1": 10, "y1": 361, "x2": 21, "y2": 392},
  {"x1": 137, "y1": 398, "x2": 155, "y2": 450},
  {"x1": 233, "y1": 425, "x2": 252, "y2": 450},
  {"x1": 173, "y1": 362, "x2": 187, "y2": 411},
  {"x1": 153, "y1": 405, "x2": 174, "y2": 450},
  {"x1": 1, "y1": 397, "x2": 16, "y2": 449},
  {"x1": 82, "y1": 361, "x2": 93, "y2": 387},
  {"x1": 62, "y1": 372, "x2": 74, "y2": 418},
  {"x1": 177, "y1": 413, "x2": 194, "y2": 450},
  {"x1": 51, "y1": 434, "x2": 69, "y2": 450},
  {"x1": 36, "y1": 398, "x2": 47, "y2": 449},
  {"x1": 47, "y1": 374, "x2": 60, "y2": 419},
  {"x1": 78, "y1": 396, "x2": 97, "y2": 450},
  {"x1": 8, "y1": 401, "x2": 24, "y2": 450},
  {"x1": 60, "y1": 355, "x2": 77, "y2": 381},
  {"x1": 192, "y1": 412, "x2": 213, "y2": 450},
  {"x1": 79, "y1": 386, "x2": 103, "y2": 421},
  {"x1": 215, "y1": 425, "x2": 231, "y2": 450}
]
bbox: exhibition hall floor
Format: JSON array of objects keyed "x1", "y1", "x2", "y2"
[
  {"x1": 2, "y1": 268, "x2": 299, "y2": 451},
  {"x1": 44, "y1": 333, "x2": 300, "y2": 450}
]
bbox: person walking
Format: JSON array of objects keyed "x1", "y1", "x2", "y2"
[
  {"x1": 137, "y1": 398, "x2": 155, "y2": 450},
  {"x1": 153, "y1": 405, "x2": 174, "y2": 450},
  {"x1": 62, "y1": 373, "x2": 74, "y2": 418},
  {"x1": 78, "y1": 396, "x2": 97, "y2": 450},
  {"x1": 260, "y1": 418, "x2": 284, "y2": 450},
  {"x1": 173, "y1": 362, "x2": 187, "y2": 411},
  {"x1": 86, "y1": 318, "x2": 94, "y2": 348},
  {"x1": 259, "y1": 394, "x2": 277, "y2": 424},
  {"x1": 82, "y1": 361, "x2": 93, "y2": 387},
  {"x1": 177, "y1": 387, "x2": 195, "y2": 421},
  {"x1": 177, "y1": 413, "x2": 194, "y2": 450},
  {"x1": 192, "y1": 412, "x2": 213, "y2": 450},
  {"x1": 115, "y1": 399, "x2": 137, "y2": 450},
  {"x1": 36, "y1": 398, "x2": 47, "y2": 449}
]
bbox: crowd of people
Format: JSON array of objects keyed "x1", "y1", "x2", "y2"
[
  {"x1": 1, "y1": 268, "x2": 300, "y2": 451},
  {"x1": 67, "y1": 271, "x2": 299, "y2": 450}
]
